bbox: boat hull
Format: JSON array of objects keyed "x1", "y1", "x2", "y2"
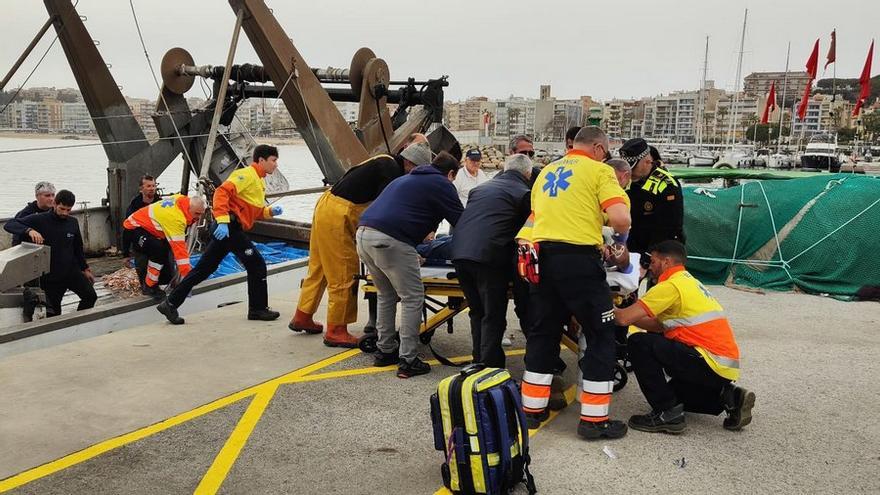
[{"x1": 800, "y1": 154, "x2": 840, "y2": 173}]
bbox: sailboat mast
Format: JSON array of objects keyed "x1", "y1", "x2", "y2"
[
  {"x1": 727, "y1": 8, "x2": 748, "y2": 147},
  {"x1": 697, "y1": 36, "x2": 709, "y2": 151},
  {"x1": 777, "y1": 42, "x2": 791, "y2": 153}
]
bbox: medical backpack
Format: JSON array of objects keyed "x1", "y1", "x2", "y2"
[{"x1": 431, "y1": 364, "x2": 537, "y2": 495}]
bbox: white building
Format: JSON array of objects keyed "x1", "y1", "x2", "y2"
[{"x1": 61, "y1": 101, "x2": 94, "y2": 133}]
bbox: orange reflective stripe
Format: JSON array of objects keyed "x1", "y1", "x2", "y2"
[
  {"x1": 580, "y1": 391, "x2": 611, "y2": 405},
  {"x1": 521, "y1": 382, "x2": 551, "y2": 399}
]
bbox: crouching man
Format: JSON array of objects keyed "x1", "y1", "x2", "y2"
[
  {"x1": 123, "y1": 195, "x2": 206, "y2": 297},
  {"x1": 614, "y1": 240, "x2": 755, "y2": 433}
]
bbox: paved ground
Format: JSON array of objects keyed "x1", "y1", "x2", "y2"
[{"x1": 1, "y1": 283, "x2": 879, "y2": 494}]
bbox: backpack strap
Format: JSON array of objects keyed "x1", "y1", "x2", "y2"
[
  {"x1": 422, "y1": 327, "x2": 468, "y2": 367},
  {"x1": 488, "y1": 387, "x2": 514, "y2": 479},
  {"x1": 503, "y1": 381, "x2": 537, "y2": 495}
]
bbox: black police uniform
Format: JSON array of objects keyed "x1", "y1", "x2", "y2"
[{"x1": 626, "y1": 166, "x2": 685, "y2": 258}]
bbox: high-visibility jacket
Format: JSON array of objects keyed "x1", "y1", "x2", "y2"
[
  {"x1": 637, "y1": 265, "x2": 741, "y2": 380},
  {"x1": 516, "y1": 149, "x2": 628, "y2": 246},
  {"x1": 213, "y1": 163, "x2": 272, "y2": 230},
  {"x1": 123, "y1": 195, "x2": 196, "y2": 278}
]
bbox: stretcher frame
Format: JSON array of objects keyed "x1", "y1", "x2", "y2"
[
  {"x1": 357, "y1": 264, "x2": 631, "y2": 390},
  {"x1": 357, "y1": 265, "x2": 579, "y2": 356}
]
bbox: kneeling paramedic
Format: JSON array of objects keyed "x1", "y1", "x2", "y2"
[
  {"x1": 517, "y1": 126, "x2": 632, "y2": 440},
  {"x1": 614, "y1": 240, "x2": 755, "y2": 433},
  {"x1": 157, "y1": 145, "x2": 284, "y2": 324},
  {"x1": 123, "y1": 195, "x2": 205, "y2": 298}
]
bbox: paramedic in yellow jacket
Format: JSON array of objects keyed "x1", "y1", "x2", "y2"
[
  {"x1": 516, "y1": 126, "x2": 632, "y2": 440},
  {"x1": 614, "y1": 240, "x2": 755, "y2": 434},
  {"x1": 290, "y1": 142, "x2": 431, "y2": 348},
  {"x1": 157, "y1": 144, "x2": 284, "y2": 325},
  {"x1": 122, "y1": 194, "x2": 205, "y2": 297}
]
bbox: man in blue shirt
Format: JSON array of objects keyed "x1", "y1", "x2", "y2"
[{"x1": 356, "y1": 150, "x2": 463, "y2": 378}]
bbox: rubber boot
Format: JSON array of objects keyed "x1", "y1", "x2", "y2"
[
  {"x1": 323, "y1": 324, "x2": 359, "y2": 348},
  {"x1": 288, "y1": 309, "x2": 323, "y2": 334}
]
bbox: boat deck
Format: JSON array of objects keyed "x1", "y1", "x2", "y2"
[{"x1": 1, "y1": 280, "x2": 879, "y2": 494}]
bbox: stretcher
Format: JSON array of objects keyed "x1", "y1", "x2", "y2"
[{"x1": 357, "y1": 263, "x2": 634, "y2": 390}]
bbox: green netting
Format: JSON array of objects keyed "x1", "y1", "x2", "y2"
[
  {"x1": 683, "y1": 174, "x2": 880, "y2": 298},
  {"x1": 667, "y1": 167, "x2": 823, "y2": 181}
]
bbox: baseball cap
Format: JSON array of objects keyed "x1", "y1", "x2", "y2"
[{"x1": 465, "y1": 149, "x2": 482, "y2": 160}]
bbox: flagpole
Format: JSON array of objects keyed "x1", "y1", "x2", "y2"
[
  {"x1": 777, "y1": 42, "x2": 791, "y2": 153},
  {"x1": 728, "y1": 8, "x2": 748, "y2": 147},
  {"x1": 831, "y1": 29, "x2": 837, "y2": 103}
]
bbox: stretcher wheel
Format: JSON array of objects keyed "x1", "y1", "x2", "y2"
[
  {"x1": 613, "y1": 362, "x2": 628, "y2": 392},
  {"x1": 358, "y1": 334, "x2": 378, "y2": 353}
]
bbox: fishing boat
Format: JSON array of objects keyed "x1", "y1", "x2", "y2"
[{"x1": 0, "y1": 0, "x2": 459, "y2": 350}]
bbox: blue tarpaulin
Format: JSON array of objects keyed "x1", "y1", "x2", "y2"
[{"x1": 189, "y1": 242, "x2": 309, "y2": 279}]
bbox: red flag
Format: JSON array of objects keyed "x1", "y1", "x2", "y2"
[
  {"x1": 853, "y1": 40, "x2": 874, "y2": 117},
  {"x1": 761, "y1": 81, "x2": 777, "y2": 124},
  {"x1": 806, "y1": 39, "x2": 820, "y2": 79},
  {"x1": 797, "y1": 83, "x2": 812, "y2": 121},
  {"x1": 798, "y1": 40, "x2": 820, "y2": 121},
  {"x1": 825, "y1": 30, "x2": 836, "y2": 70}
]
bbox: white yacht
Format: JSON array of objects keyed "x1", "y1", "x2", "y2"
[{"x1": 800, "y1": 135, "x2": 840, "y2": 172}]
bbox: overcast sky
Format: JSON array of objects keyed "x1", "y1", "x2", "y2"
[{"x1": 3, "y1": 0, "x2": 878, "y2": 102}]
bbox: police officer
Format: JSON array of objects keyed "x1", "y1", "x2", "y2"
[
  {"x1": 618, "y1": 139, "x2": 685, "y2": 259},
  {"x1": 4, "y1": 189, "x2": 97, "y2": 317},
  {"x1": 517, "y1": 126, "x2": 631, "y2": 440}
]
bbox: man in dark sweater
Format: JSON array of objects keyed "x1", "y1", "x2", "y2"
[
  {"x1": 11, "y1": 181, "x2": 56, "y2": 246},
  {"x1": 4, "y1": 189, "x2": 97, "y2": 317},
  {"x1": 451, "y1": 154, "x2": 532, "y2": 368},
  {"x1": 290, "y1": 142, "x2": 430, "y2": 347},
  {"x1": 121, "y1": 175, "x2": 161, "y2": 264},
  {"x1": 356, "y1": 152, "x2": 463, "y2": 378}
]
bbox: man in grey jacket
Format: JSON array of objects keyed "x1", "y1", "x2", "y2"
[{"x1": 356, "y1": 151, "x2": 463, "y2": 378}]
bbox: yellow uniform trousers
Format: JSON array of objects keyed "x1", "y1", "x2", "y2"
[{"x1": 297, "y1": 191, "x2": 368, "y2": 325}]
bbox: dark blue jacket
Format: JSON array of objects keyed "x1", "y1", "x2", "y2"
[
  {"x1": 359, "y1": 165, "x2": 463, "y2": 247},
  {"x1": 11, "y1": 201, "x2": 51, "y2": 245},
  {"x1": 4, "y1": 210, "x2": 88, "y2": 281},
  {"x1": 451, "y1": 169, "x2": 531, "y2": 266}
]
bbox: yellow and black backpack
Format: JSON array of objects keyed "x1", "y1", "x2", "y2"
[{"x1": 431, "y1": 364, "x2": 537, "y2": 495}]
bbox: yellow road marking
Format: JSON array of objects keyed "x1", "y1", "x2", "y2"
[
  {"x1": 289, "y1": 349, "x2": 527, "y2": 383},
  {"x1": 0, "y1": 349, "x2": 360, "y2": 493},
  {"x1": 433, "y1": 385, "x2": 578, "y2": 495},
  {"x1": 194, "y1": 383, "x2": 279, "y2": 495}
]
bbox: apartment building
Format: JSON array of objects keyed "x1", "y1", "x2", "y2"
[{"x1": 744, "y1": 71, "x2": 811, "y2": 107}]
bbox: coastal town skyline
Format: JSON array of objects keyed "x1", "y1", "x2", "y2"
[{"x1": 2, "y1": 0, "x2": 878, "y2": 103}]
